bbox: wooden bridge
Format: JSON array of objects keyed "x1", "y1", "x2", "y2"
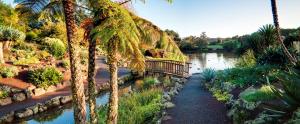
[{"x1": 145, "y1": 59, "x2": 190, "y2": 78}]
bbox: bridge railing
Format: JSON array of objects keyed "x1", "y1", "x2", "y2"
[{"x1": 145, "y1": 59, "x2": 190, "y2": 77}]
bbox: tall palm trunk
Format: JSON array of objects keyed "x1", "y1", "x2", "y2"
[
  {"x1": 0, "y1": 42, "x2": 4, "y2": 64},
  {"x1": 107, "y1": 40, "x2": 119, "y2": 124},
  {"x1": 88, "y1": 38, "x2": 97, "y2": 124},
  {"x1": 62, "y1": 0, "x2": 87, "y2": 123},
  {"x1": 271, "y1": 0, "x2": 297, "y2": 65}
]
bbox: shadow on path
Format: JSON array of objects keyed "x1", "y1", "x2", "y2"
[{"x1": 162, "y1": 74, "x2": 231, "y2": 124}]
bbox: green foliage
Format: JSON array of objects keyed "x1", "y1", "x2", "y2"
[
  {"x1": 0, "y1": 90, "x2": 9, "y2": 99},
  {"x1": 25, "y1": 31, "x2": 39, "y2": 42},
  {"x1": 42, "y1": 37, "x2": 66, "y2": 58},
  {"x1": 61, "y1": 60, "x2": 70, "y2": 68},
  {"x1": 98, "y1": 88, "x2": 162, "y2": 124},
  {"x1": 223, "y1": 40, "x2": 239, "y2": 52},
  {"x1": 216, "y1": 65, "x2": 280, "y2": 87},
  {"x1": 27, "y1": 67, "x2": 63, "y2": 88},
  {"x1": 13, "y1": 56, "x2": 40, "y2": 66},
  {"x1": 142, "y1": 76, "x2": 159, "y2": 89},
  {"x1": 236, "y1": 50, "x2": 256, "y2": 67},
  {"x1": 0, "y1": 66, "x2": 19, "y2": 78},
  {"x1": 162, "y1": 76, "x2": 172, "y2": 87},
  {"x1": 201, "y1": 68, "x2": 216, "y2": 82},
  {"x1": 209, "y1": 88, "x2": 231, "y2": 102},
  {"x1": 240, "y1": 86, "x2": 276, "y2": 102},
  {"x1": 257, "y1": 47, "x2": 288, "y2": 66},
  {"x1": 0, "y1": 25, "x2": 25, "y2": 41},
  {"x1": 36, "y1": 50, "x2": 52, "y2": 60},
  {"x1": 12, "y1": 41, "x2": 36, "y2": 51},
  {"x1": 0, "y1": 1, "x2": 19, "y2": 28}
]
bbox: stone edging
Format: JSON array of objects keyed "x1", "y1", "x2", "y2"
[{"x1": 0, "y1": 74, "x2": 134, "y2": 123}]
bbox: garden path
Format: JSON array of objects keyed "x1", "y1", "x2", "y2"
[{"x1": 162, "y1": 74, "x2": 231, "y2": 124}]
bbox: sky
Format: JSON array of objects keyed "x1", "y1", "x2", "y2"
[{"x1": 3, "y1": 0, "x2": 300, "y2": 38}]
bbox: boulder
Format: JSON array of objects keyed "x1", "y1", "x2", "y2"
[
  {"x1": 45, "y1": 96, "x2": 61, "y2": 108},
  {"x1": 162, "y1": 115, "x2": 172, "y2": 121},
  {"x1": 0, "y1": 111, "x2": 14, "y2": 123},
  {"x1": 46, "y1": 85, "x2": 56, "y2": 92},
  {"x1": 12, "y1": 93, "x2": 26, "y2": 102},
  {"x1": 38, "y1": 104, "x2": 47, "y2": 112},
  {"x1": 24, "y1": 89, "x2": 33, "y2": 98},
  {"x1": 33, "y1": 88, "x2": 46, "y2": 96},
  {"x1": 163, "y1": 94, "x2": 171, "y2": 101},
  {"x1": 15, "y1": 108, "x2": 33, "y2": 118},
  {"x1": 0, "y1": 97, "x2": 12, "y2": 106},
  {"x1": 164, "y1": 102, "x2": 175, "y2": 109},
  {"x1": 10, "y1": 88, "x2": 22, "y2": 93},
  {"x1": 60, "y1": 95, "x2": 72, "y2": 104},
  {"x1": 28, "y1": 105, "x2": 39, "y2": 114}
]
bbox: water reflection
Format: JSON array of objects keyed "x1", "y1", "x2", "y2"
[{"x1": 188, "y1": 52, "x2": 238, "y2": 74}]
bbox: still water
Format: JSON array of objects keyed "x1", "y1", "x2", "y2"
[
  {"x1": 23, "y1": 52, "x2": 238, "y2": 124},
  {"x1": 188, "y1": 52, "x2": 238, "y2": 74}
]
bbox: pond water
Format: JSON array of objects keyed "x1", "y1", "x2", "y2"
[
  {"x1": 187, "y1": 52, "x2": 238, "y2": 74},
  {"x1": 22, "y1": 52, "x2": 238, "y2": 124}
]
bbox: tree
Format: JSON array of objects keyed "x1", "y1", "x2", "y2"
[
  {"x1": 270, "y1": 0, "x2": 297, "y2": 65},
  {"x1": 15, "y1": 0, "x2": 87, "y2": 123},
  {"x1": 89, "y1": 0, "x2": 145, "y2": 123}
]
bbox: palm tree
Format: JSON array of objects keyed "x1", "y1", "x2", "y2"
[
  {"x1": 15, "y1": 0, "x2": 87, "y2": 123},
  {"x1": 270, "y1": 0, "x2": 297, "y2": 65},
  {"x1": 89, "y1": 0, "x2": 145, "y2": 123}
]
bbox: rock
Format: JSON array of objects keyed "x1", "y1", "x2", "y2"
[
  {"x1": 38, "y1": 104, "x2": 47, "y2": 112},
  {"x1": 15, "y1": 108, "x2": 33, "y2": 118},
  {"x1": 0, "y1": 97, "x2": 12, "y2": 106},
  {"x1": 0, "y1": 111, "x2": 14, "y2": 123},
  {"x1": 60, "y1": 95, "x2": 72, "y2": 104},
  {"x1": 162, "y1": 115, "x2": 172, "y2": 121},
  {"x1": 45, "y1": 96, "x2": 61, "y2": 108},
  {"x1": 28, "y1": 105, "x2": 39, "y2": 114},
  {"x1": 163, "y1": 94, "x2": 171, "y2": 101},
  {"x1": 24, "y1": 89, "x2": 33, "y2": 98},
  {"x1": 33, "y1": 88, "x2": 46, "y2": 96},
  {"x1": 27, "y1": 85, "x2": 36, "y2": 91},
  {"x1": 11, "y1": 88, "x2": 22, "y2": 93},
  {"x1": 12, "y1": 93, "x2": 26, "y2": 102},
  {"x1": 46, "y1": 85, "x2": 57, "y2": 92},
  {"x1": 164, "y1": 102, "x2": 175, "y2": 109}
]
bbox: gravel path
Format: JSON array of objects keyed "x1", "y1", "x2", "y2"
[{"x1": 162, "y1": 74, "x2": 231, "y2": 124}]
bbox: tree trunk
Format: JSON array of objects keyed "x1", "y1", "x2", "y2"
[
  {"x1": 62, "y1": 0, "x2": 87, "y2": 124},
  {"x1": 3, "y1": 41, "x2": 10, "y2": 52},
  {"x1": 0, "y1": 42, "x2": 4, "y2": 64},
  {"x1": 88, "y1": 38, "x2": 97, "y2": 124},
  {"x1": 271, "y1": 0, "x2": 297, "y2": 65},
  {"x1": 107, "y1": 40, "x2": 118, "y2": 124}
]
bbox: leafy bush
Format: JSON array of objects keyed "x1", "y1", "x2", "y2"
[
  {"x1": 42, "y1": 37, "x2": 66, "y2": 58},
  {"x1": 223, "y1": 40, "x2": 239, "y2": 51},
  {"x1": 0, "y1": 66, "x2": 19, "y2": 78},
  {"x1": 162, "y1": 76, "x2": 172, "y2": 87},
  {"x1": 98, "y1": 88, "x2": 162, "y2": 124},
  {"x1": 27, "y1": 67, "x2": 63, "y2": 88},
  {"x1": 210, "y1": 88, "x2": 231, "y2": 102},
  {"x1": 201, "y1": 68, "x2": 216, "y2": 82},
  {"x1": 142, "y1": 76, "x2": 159, "y2": 89},
  {"x1": 240, "y1": 86, "x2": 275, "y2": 102},
  {"x1": 257, "y1": 47, "x2": 288, "y2": 66},
  {"x1": 25, "y1": 31, "x2": 38, "y2": 42},
  {"x1": 0, "y1": 90, "x2": 9, "y2": 99},
  {"x1": 36, "y1": 50, "x2": 51, "y2": 60},
  {"x1": 216, "y1": 65, "x2": 279, "y2": 87},
  {"x1": 12, "y1": 41, "x2": 36, "y2": 52},
  {"x1": 0, "y1": 26, "x2": 25, "y2": 41},
  {"x1": 13, "y1": 56, "x2": 40, "y2": 66},
  {"x1": 236, "y1": 50, "x2": 256, "y2": 67},
  {"x1": 61, "y1": 60, "x2": 70, "y2": 68}
]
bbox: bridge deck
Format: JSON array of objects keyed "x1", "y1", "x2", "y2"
[{"x1": 145, "y1": 59, "x2": 190, "y2": 78}]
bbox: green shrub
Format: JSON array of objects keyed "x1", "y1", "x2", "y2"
[
  {"x1": 202, "y1": 68, "x2": 216, "y2": 82},
  {"x1": 240, "y1": 86, "x2": 276, "y2": 102},
  {"x1": 0, "y1": 66, "x2": 19, "y2": 78},
  {"x1": 12, "y1": 41, "x2": 36, "y2": 51},
  {"x1": 42, "y1": 37, "x2": 66, "y2": 58},
  {"x1": 236, "y1": 50, "x2": 256, "y2": 67},
  {"x1": 61, "y1": 60, "x2": 70, "y2": 68},
  {"x1": 25, "y1": 31, "x2": 38, "y2": 42},
  {"x1": 27, "y1": 67, "x2": 63, "y2": 88},
  {"x1": 0, "y1": 90, "x2": 9, "y2": 99},
  {"x1": 209, "y1": 88, "x2": 231, "y2": 102},
  {"x1": 13, "y1": 56, "x2": 40, "y2": 66},
  {"x1": 142, "y1": 76, "x2": 159, "y2": 89},
  {"x1": 36, "y1": 51, "x2": 51, "y2": 60},
  {"x1": 257, "y1": 47, "x2": 288, "y2": 66},
  {"x1": 223, "y1": 40, "x2": 239, "y2": 51},
  {"x1": 162, "y1": 76, "x2": 172, "y2": 87},
  {"x1": 0, "y1": 26, "x2": 25, "y2": 41},
  {"x1": 98, "y1": 88, "x2": 162, "y2": 124}
]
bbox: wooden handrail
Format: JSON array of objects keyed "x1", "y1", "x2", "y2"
[{"x1": 145, "y1": 59, "x2": 190, "y2": 77}]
